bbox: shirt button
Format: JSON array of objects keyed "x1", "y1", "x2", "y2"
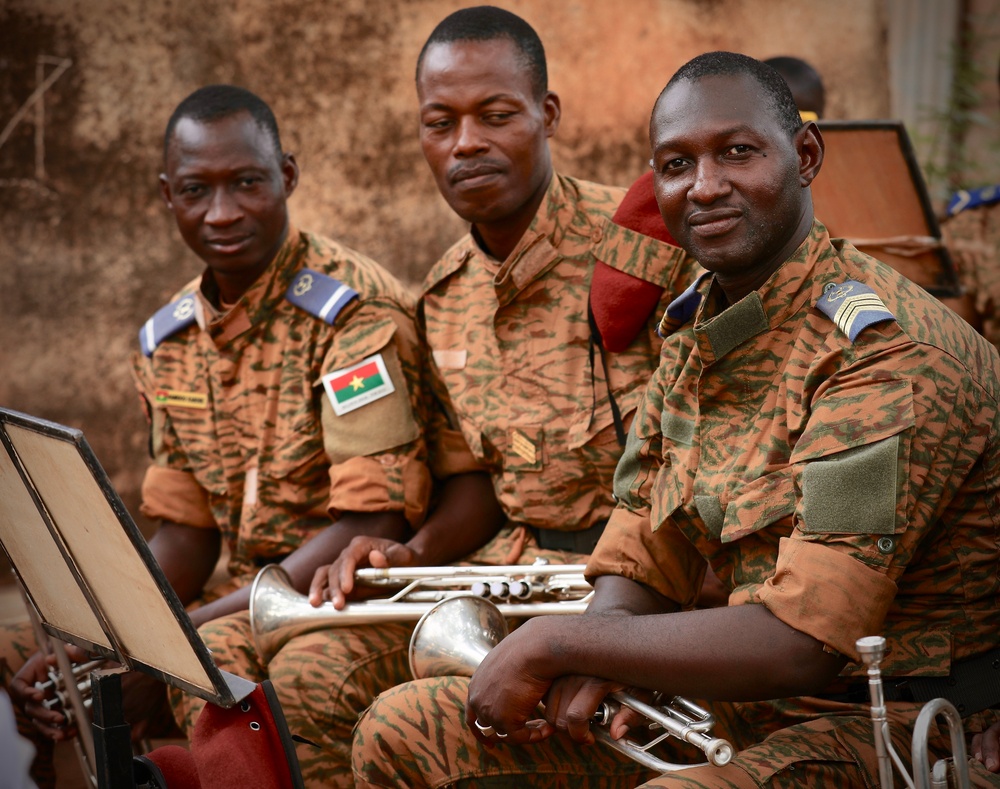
[
  {"x1": 591, "y1": 226, "x2": 603, "y2": 244},
  {"x1": 876, "y1": 536, "x2": 895, "y2": 554}
]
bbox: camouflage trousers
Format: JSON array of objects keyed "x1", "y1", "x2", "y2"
[
  {"x1": 0, "y1": 619, "x2": 55, "y2": 789},
  {"x1": 171, "y1": 526, "x2": 588, "y2": 789},
  {"x1": 352, "y1": 676, "x2": 1000, "y2": 788}
]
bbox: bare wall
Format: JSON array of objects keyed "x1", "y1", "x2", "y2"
[{"x1": 0, "y1": 0, "x2": 889, "y2": 534}]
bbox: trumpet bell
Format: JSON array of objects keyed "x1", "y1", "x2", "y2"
[{"x1": 409, "y1": 596, "x2": 509, "y2": 680}]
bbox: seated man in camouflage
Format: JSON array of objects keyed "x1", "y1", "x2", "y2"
[
  {"x1": 5, "y1": 84, "x2": 431, "y2": 780},
  {"x1": 352, "y1": 51, "x2": 1000, "y2": 789},
  {"x1": 293, "y1": 6, "x2": 703, "y2": 787}
]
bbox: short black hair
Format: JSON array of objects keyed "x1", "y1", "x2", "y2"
[
  {"x1": 164, "y1": 85, "x2": 282, "y2": 161},
  {"x1": 764, "y1": 56, "x2": 826, "y2": 118},
  {"x1": 660, "y1": 51, "x2": 804, "y2": 138},
  {"x1": 416, "y1": 6, "x2": 548, "y2": 100}
]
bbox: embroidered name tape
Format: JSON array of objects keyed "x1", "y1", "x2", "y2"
[
  {"x1": 322, "y1": 353, "x2": 395, "y2": 416},
  {"x1": 817, "y1": 280, "x2": 896, "y2": 342},
  {"x1": 154, "y1": 389, "x2": 208, "y2": 409}
]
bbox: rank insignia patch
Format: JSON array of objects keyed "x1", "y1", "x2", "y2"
[
  {"x1": 139, "y1": 295, "x2": 198, "y2": 356},
  {"x1": 322, "y1": 353, "x2": 396, "y2": 416},
  {"x1": 285, "y1": 268, "x2": 359, "y2": 325},
  {"x1": 817, "y1": 279, "x2": 896, "y2": 342}
]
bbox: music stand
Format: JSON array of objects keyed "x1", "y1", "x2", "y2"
[
  {"x1": 813, "y1": 120, "x2": 961, "y2": 299},
  {"x1": 0, "y1": 406, "x2": 255, "y2": 786}
]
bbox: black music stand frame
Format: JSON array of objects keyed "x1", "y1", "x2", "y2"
[{"x1": 0, "y1": 407, "x2": 255, "y2": 788}]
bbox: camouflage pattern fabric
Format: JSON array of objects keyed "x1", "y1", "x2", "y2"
[
  {"x1": 278, "y1": 174, "x2": 700, "y2": 786},
  {"x1": 942, "y1": 199, "x2": 1000, "y2": 347},
  {"x1": 351, "y1": 221, "x2": 1000, "y2": 787},
  {"x1": 133, "y1": 228, "x2": 430, "y2": 787},
  {"x1": 593, "y1": 221, "x2": 1000, "y2": 677},
  {"x1": 422, "y1": 173, "x2": 696, "y2": 539},
  {"x1": 353, "y1": 676, "x2": 1000, "y2": 788},
  {"x1": 133, "y1": 228, "x2": 431, "y2": 577}
]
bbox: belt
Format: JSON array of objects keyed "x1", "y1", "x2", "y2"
[
  {"x1": 815, "y1": 644, "x2": 1000, "y2": 717},
  {"x1": 533, "y1": 521, "x2": 607, "y2": 554}
]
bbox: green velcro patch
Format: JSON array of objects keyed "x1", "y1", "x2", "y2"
[{"x1": 801, "y1": 435, "x2": 899, "y2": 534}]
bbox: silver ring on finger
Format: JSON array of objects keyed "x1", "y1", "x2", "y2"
[
  {"x1": 495, "y1": 730, "x2": 508, "y2": 739},
  {"x1": 474, "y1": 718, "x2": 496, "y2": 737}
]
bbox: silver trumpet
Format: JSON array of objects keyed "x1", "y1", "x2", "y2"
[
  {"x1": 857, "y1": 636, "x2": 971, "y2": 789},
  {"x1": 249, "y1": 560, "x2": 593, "y2": 663},
  {"x1": 409, "y1": 594, "x2": 735, "y2": 772},
  {"x1": 18, "y1": 582, "x2": 100, "y2": 788}
]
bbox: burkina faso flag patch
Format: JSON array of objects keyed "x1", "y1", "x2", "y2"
[{"x1": 321, "y1": 353, "x2": 396, "y2": 416}]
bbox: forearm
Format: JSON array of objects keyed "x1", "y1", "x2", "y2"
[
  {"x1": 405, "y1": 472, "x2": 506, "y2": 565},
  {"x1": 521, "y1": 602, "x2": 846, "y2": 701},
  {"x1": 191, "y1": 510, "x2": 410, "y2": 626},
  {"x1": 148, "y1": 521, "x2": 221, "y2": 607}
]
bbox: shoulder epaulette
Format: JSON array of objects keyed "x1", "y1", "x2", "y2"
[
  {"x1": 817, "y1": 280, "x2": 896, "y2": 342},
  {"x1": 139, "y1": 294, "x2": 198, "y2": 357},
  {"x1": 657, "y1": 272, "x2": 711, "y2": 338},
  {"x1": 285, "y1": 268, "x2": 359, "y2": 325},
  {"x1": 947, "y1": 184, "x2": 1000, "y2": 217}
]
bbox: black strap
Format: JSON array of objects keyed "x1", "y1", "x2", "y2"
[
  {"x1": 534, "y1": 521, "x2": 607, "y2": 554},
  {"x1": 587, "y1": 302, "x2": 627, "y2": 447},
  {"x1": 816, "y1": 645, "x2": 1000, "y2": 717}
]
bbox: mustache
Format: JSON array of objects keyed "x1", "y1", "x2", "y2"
[{"x1": 448, "y1": 159, "x2": 506, "y2": 184}]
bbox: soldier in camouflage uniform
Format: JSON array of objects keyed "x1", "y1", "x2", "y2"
[
  {"x1": 293, "y1": 8, "x2": 700, "y2": 787},
  {"x1": 4, "y1": 84, "x2": 430, "y2": 782},
  {"x1": 942, "y1": 188, "x2": 1000, "y2": 347},
  {"x1": 352, "y1": 52, "x2": 1000, "y2": 788}
]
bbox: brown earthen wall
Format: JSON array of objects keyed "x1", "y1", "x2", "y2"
[{"x1": 0, "y1": 0, "x2": 889, "y2": 535}]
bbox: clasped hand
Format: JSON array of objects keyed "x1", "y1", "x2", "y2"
[{"x1": 465, "y1": 617, "x2": 642, "y2": 747}]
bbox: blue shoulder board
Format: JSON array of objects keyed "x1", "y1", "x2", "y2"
[
  {"x1": 139, "y1": 294, "x2": 198, "y2": 357},
  {"x1": 947, "y1": 184, "x2": 1000, "y2": 217},
  {"x1": 657, "y1": 272, "x2": 710, "y2": 338},
  {"x1": 285, "y1": 268, "x2": 359, "y2": 325},
  {"x1": 816, "y1": 280, "x2": 896, "y2": 342}
]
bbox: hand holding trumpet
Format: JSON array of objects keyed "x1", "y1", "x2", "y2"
[
  {"x1": 8, "y1": 644, "x2": 93, "y2": 741},
  {"x1": 308, "y1": 535, "x2": 419, "y2": 609}
]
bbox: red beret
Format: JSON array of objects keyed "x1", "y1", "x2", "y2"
[
  {"x1": 134, "y1": 681, "x2": 303, "y2": 789},
  {"x1": 590, "y1": 171, "x2": 677, "y2": 352}
]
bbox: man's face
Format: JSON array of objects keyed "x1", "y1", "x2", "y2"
[
  {"x1": 159, "y1": 112, "x2": 298, "y2": 284},
  {"x1": 417, "y1": 38, "x2": 559, "y2": 230},
  {"x1": 650, "y1": 73, "x2": 817, "y2": 285}
]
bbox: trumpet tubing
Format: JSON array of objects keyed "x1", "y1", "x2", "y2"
[
  {"x1": 856, "y1": 636, "x2": 971, "y2": 789},
  {"x1": 249, "y1": 562, "x2": 593, "y2": 663},
  {"x1": 409, "y1": 595, "x2": 734, "y2": 772}
]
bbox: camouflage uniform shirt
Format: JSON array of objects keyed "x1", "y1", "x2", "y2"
[
  {"x1": 133, "y1": 228, "x2": 430, "y2": 582},
  {"x1": 591, "y1": 220, "x2": 1000, "y2": 679},
  {"x1": 422, "y1": 173, "x2": 693, "y2": 544},
  {"x1": 942, "y1": 194, "x2": 1000, "y2": 348}
]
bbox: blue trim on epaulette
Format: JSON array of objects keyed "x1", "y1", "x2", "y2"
[
  {"x1": 816, "y1": 280, "x2": 895, "y2": 342},
  {"x1": 285, "y1": 268, "x2": 359, "y2": 325},
  {"x1": 947, "y1": 184, "x2": 1000, "y2": 217},
  {"x1": 139, "y1": 294, "x2": 198, "y2": 357},
  {"x1": 658, "y1": 272, "x2": 711, "y2": 338}
]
